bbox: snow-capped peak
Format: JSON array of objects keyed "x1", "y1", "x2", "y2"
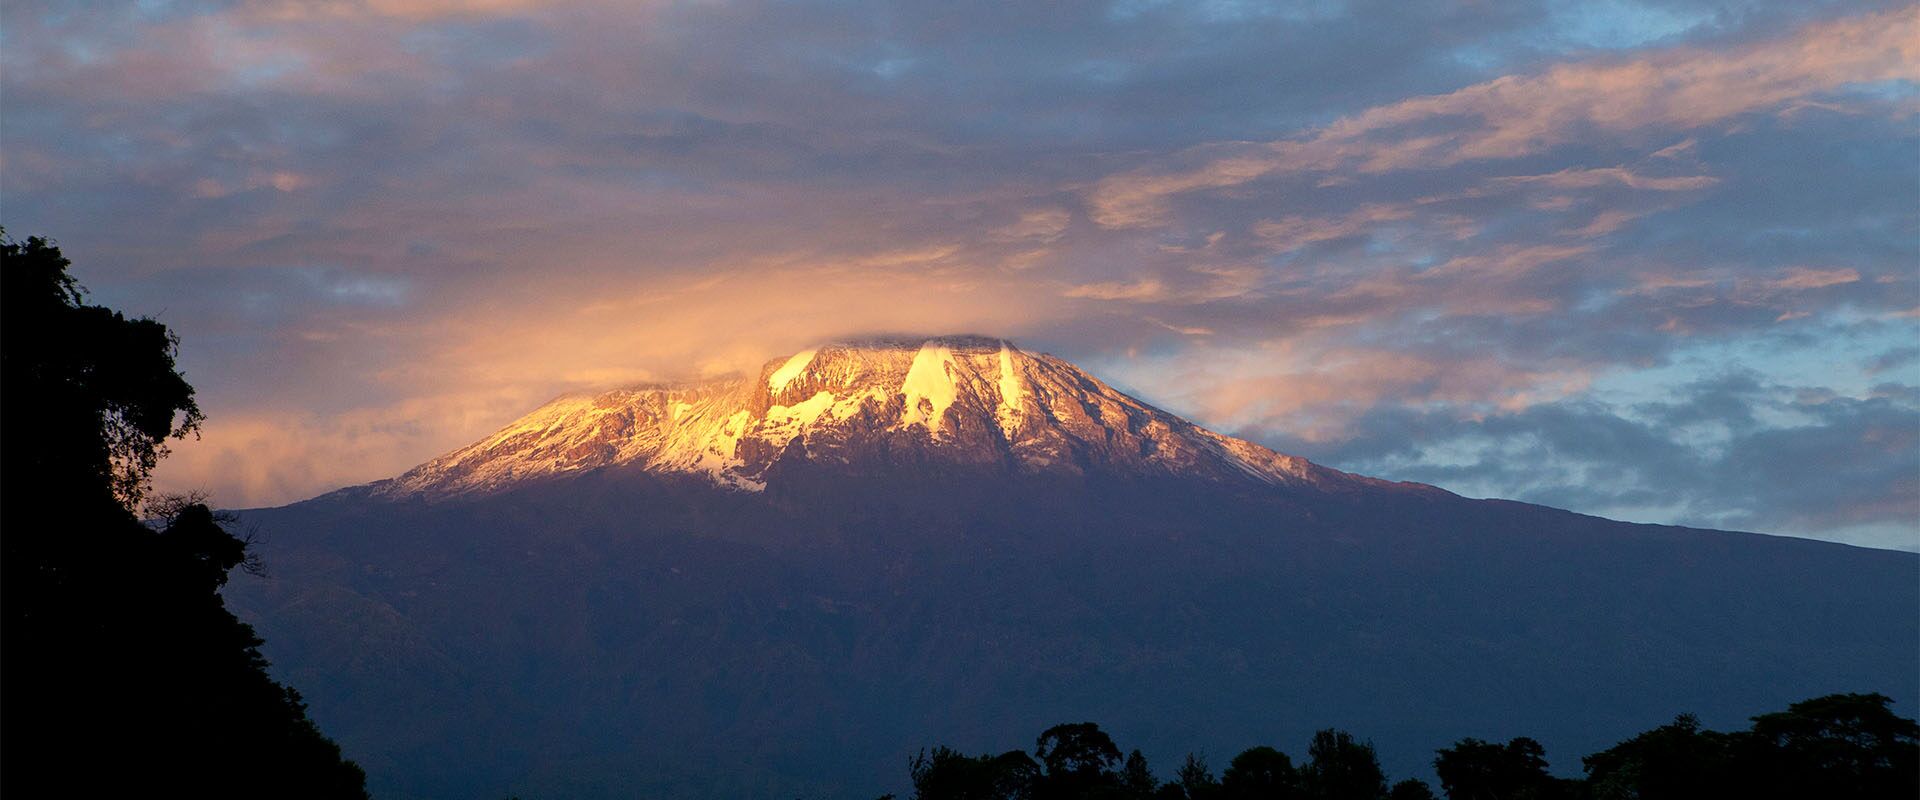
[{"x1": 379, "y1": 336, "x2": 1352, "y2": 499}]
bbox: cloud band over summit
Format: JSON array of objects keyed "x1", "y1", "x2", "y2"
[{"x1": 4, "y1": 0, "x2": 1914, "y2": 547}]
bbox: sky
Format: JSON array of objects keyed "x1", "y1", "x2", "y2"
[{"x1": 4, "y1": 0, "x2": 1916, "y2": 549}]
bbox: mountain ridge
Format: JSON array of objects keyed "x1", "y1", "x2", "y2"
[
  {"x1": 376, "y1": 336, "x2": 1414, "y2": 501},
  {"x1": 221, "y1": 336, "x2": 1918, "y2": 800}
]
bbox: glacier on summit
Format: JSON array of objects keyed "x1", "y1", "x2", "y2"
[
  {"x1": 235, "y1": 345, "x2": 1919, "y2": 800},
  {"x1": 378, "y1": 336, "x2": 1360, "y2": 499}
]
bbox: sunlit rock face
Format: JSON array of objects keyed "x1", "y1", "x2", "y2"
[{"x1": 380, "y1": 336, "x2": 1365, "y2": 497}]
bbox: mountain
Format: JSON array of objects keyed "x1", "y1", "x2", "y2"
[
  {"x1": 223, "y1": 336, "x2": 1918, "y2": 800},
  {"x1": 375, "y1": 335, "x2": 1353, "y2": 497}
]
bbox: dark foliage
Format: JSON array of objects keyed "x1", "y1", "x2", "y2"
[
  {"x1": 1221, "y1": 746, "x2": 1298, "y2": 799},
  {"x1": 0, "y1": 234, "x2": 367, "y2": 797},
  {"x1": 1036, "y1": 722, "x2": 1128, "y2": 797},
  {"x1": 901, "y1": 695, "x2": 1917, "y2": 800},
  {"x1": 1173, "y1": 754, "x2": 1221, "y2": 800},
  {"x1": 1122, "y1": 750, "x2": 1159, "y2": 797},
  {"x1": 911, "y1": 746, "x2": 1041, "y2": 800},
  {"x1": 1433, "y1": 737, "x2": 1569, "y2": 800},
  {"x1": 1580, "y1": 715, "x2": 1730, "y2": 799},
  {"x1": 1583, "y1": 693, "x2": 1919, "y2": 800},
  {"x1": 1743, "y1": 692, "x2": 1919, "y2": 798},
  {"x1": 1387, "y1": 779, "x2": 1437, "y2": 800},
  {"x1": 1302, "y1": 729, "x2": 1388, "y2": 800}
]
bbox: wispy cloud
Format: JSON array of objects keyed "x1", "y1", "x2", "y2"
[
  {"x1": 3, "y1": 0, "x2": 1912, "y2": 546},
  {"x1": 1087, "y1": 8, "x2": 1916, "y2": 227}
]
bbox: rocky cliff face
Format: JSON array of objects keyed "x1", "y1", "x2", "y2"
[{"x1": 380, "y1": 335, "x2": 1364, "y2": 498}]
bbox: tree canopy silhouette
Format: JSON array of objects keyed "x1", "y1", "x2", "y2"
[
  {"x1": 1302, "y1": 729, "x2": 1388, "y2": 800},
  {"x1": 1432, "y1": 736, "x2": 1570, "y2": 800},
  {"x1": 1, "y1": 233, "x2": 367, "y2": 798},
  {"x1": 893, "y1": 693, "x2": 1915, "y2": 800},
  {"x1": 1220, "y1": 745, "x2": 1298, "y2": 799},
  {"x1": 910, "y1": 745, "x2": 1041, "y2": 800},
  {"x1": 1582, "y1": 693, "x2": 1918, "y2": 800},
  {"x1": 899, "y1": 722, "x2": 1431, "y2": 800}
]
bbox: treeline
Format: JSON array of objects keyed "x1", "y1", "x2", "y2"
[
  {"x1": 2, "y1": 234, "x2": 367, "y2": 797},
  {"x1": 889, "y1": 693, "x2": 1917, "y2": 800}
]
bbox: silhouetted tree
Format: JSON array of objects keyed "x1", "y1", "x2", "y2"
[
  {"x1": 897, "y1": 698, "x2": 1919, "y2": 800},
  {"x1": 1737, "y1": 693, "x2": 1919, "y2": 800},
  {"x1": 1302, "y1": 729, "x2": 1388, "y2": 800},
  {"x1": 1582, "y1": 714, "x2": 1732, "y2": 800},
  {"x1": 1173, "y1": 753, "x2": 1223, "y2": 800},
  {"x1": 1584, "y1": 695, "x2": 1920, "y2": 800},
  {"x1": 1038, "y1": 723, "x2": 1126, "y2": 775},
  {"x1": 1221, "y1": 745, "x2": 1301, "y2": 799},
  {"x1": 911, "y1": 746, "x2": 1041, "y2": 800},
  {"x1": 1034, "y1": 722, "x2": 1125, "y2": 798},
  {"x1": 1122, "y1": 750, "x2": 1159, "y2": 798},
  {"x1": 1, "y1": 233, "x2": 367, "y2": 798},
  {"x1": 1433, "y1": 737, "x2": 1565, "y2": 800},
  {"x1": 1387, "y1": 779, "x2": 1437, "y2": 800}
]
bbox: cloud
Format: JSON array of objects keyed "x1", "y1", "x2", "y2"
[
  {"x1": 159, "y1": 394, "x2": 525, "y2": 508},
  {"x1": 1062, "y1": 278, "x2": 1168, "y2": 302},
  {"x1": 1190, "y1": 368, "x2": 1920, "y2": 550},
  {"x1": 5, "y1": 0, "x2": 1913, "y2": 548},
  {"x1": 1251, "y1": 204, "x2": 1417, "y2": 251},
  {"x1": 991, "y1": 208, "x2": 1072, "y2": 242},
  {"x1": 1493, "y1": 166, "x2": 1719, "y2": 192},
  {"x1": 236, "y1": 0, "x2": 585, "y2": 22},
  {"x1": 1087, "y1": 7, "x2": 1917, "y2": 227},
  {"x1": 1424, "y1": 243, "x2": 1593, "y2": 280},
  {"x1": 1571, "y1": 209, "x2": 1647, "y2": 237},
  {"x1": 1149, "y1": 319, "x2": 1214, "y2": 336},
  {"x1": 1865, "y1": 347, "x2": 1920, "y2": 376},
  {"x1": 1764, "y1": 266, "x2": 1860, "y2": 290},
  {"x1": 1617, "y1": 265, "x2": 1873, "y2": 334},
  {"x1": 1099, "y1": 342, "x2": 1594, "y2": 446}
]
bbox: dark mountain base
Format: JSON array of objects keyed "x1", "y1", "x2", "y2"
[{"x1": 225, "y1": 469, "x2": 1918, "y2": 799}]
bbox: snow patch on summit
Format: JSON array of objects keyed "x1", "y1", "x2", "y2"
[
  {"x1": 995, "y1": 345, "x2": 1025, "y2": 439},
  {"x1": 768, "y1": 349, "x2": 818, "y2": 391},
  {"x1": 899, "y1": 343, "x2": 958, "y2": 435},
  {"x1": 765, "y1": 390, "x2": 837, "y2": 432},
  {"x1": 379, "y1": 336, "x2": 1370, "y2": 500}
]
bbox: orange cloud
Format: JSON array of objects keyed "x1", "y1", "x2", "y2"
[
  {"x1": 1251, "y1": 204, "x2": 1416, "y2": 252},
  {"x1": 250, "y1": 0, "x2": 578, "y2": 21},
  {"x1": 1569, "y1": 209, "x2": 1646, "y2": 238},
  {"x1": 1106, "y1": 341, "x2": 1593, "y2": 445},
  {"x1": 1494, "y1": 167, "x2": 1718, "y2": 192},
  {"x1": 991, "y1": 208, "x2": 1073, "y2": 243},
  {"x1": 1765, "y1": 267, "x2": 1861, "y2": 291},
  {"x1": 1626, "y1": 265, "x2": 1863, "y2": 297},
  {"x1": 154, "y1": 390, "x2": 541, "y2": 507},
  {"x1": 148, "y1": 232, "x2": 1072, "y2": 507},
  {"x1": 1424, "y1": 244, "x2": 1593, "y2": 280},
  {"x1": 1062, "y1": 278, "x2": 1168, "y2": 301}
]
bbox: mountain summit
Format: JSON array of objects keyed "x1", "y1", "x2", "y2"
[
  {"x1": 382, "y1": 336, "x2": 1371, "y2": 498},
  {"x1": 228, "y1": 336, "x2": 1917, "y2": 800}
]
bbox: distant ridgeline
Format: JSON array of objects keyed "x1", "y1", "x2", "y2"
[
  {"x1": 230, "y1": 334, "x2": 1916, "y2": 799},
  {"x1": 892, "y1": 693, "x2": 1919, "y2": 800}
]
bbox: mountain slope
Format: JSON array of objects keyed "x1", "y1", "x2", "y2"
[
  {"x1": 377, "y1": 336, "x2": 1365, "y2": 497},
  {"x1": 225, "y1": 337, "x2": 1919, "y2": 800}
]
